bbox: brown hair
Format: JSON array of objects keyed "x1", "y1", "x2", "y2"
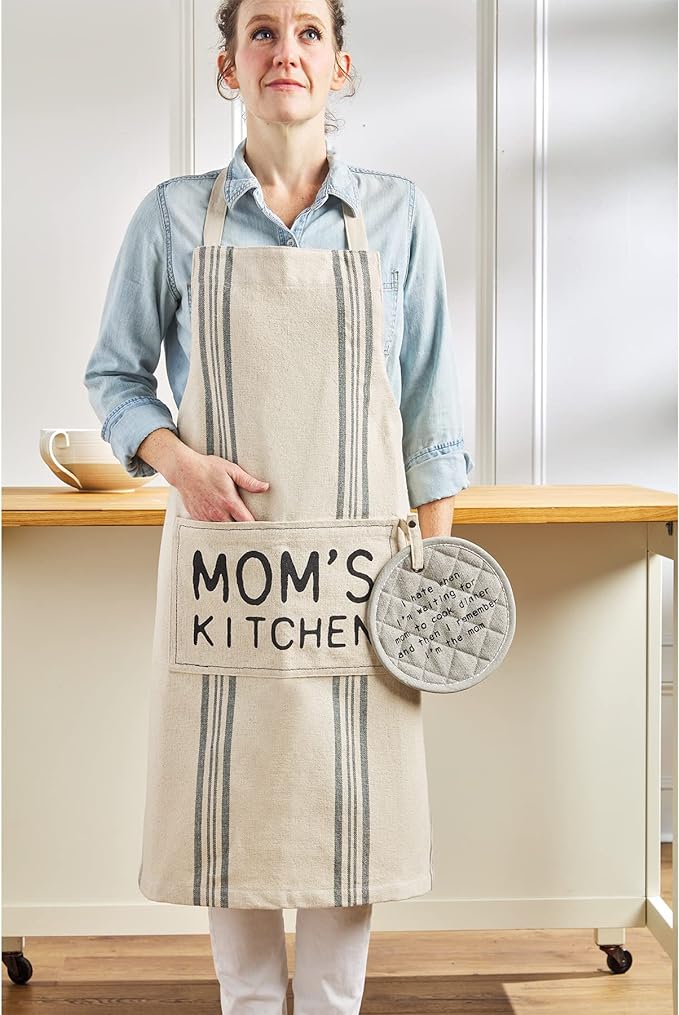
[{"x1": 215, "y1": 0, "x2": 358, "y2": 134}]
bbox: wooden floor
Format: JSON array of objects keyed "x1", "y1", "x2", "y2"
[{"x1": 3, "y1": 843, "x2": 675, "y2": 1014}]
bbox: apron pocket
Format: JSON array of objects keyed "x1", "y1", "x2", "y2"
[{"x1": 168, "y1": 514, "x2": 409, "y2": 678}]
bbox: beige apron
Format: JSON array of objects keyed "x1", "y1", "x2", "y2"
[{"x1": 137, "y1": 167, "x2": 434, "y2": 909}]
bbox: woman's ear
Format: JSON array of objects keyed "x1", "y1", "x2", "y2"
[
  {"x1": 218, "y1": 52, "x2": 239, "y2": 90},
  {"x1": 331, "y1": 51, "x2": 351, "y2": 92}
]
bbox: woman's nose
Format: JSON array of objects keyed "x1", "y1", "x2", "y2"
[{"x1": 272, "y1": 34, "x2": 301, "y2": 64}]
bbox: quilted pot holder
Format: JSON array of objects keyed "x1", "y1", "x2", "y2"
[{"x1": 367, "y1": 513, "x2": 516, "y2": 693}]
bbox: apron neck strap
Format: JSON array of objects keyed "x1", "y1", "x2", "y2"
[{"x1": 203, "y1": 167, "x2": 369, "y2": 249}]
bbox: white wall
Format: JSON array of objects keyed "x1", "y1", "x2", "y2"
[
  {"x1": 489, "y1": 0, "x2": 677, "y2": 836},
  {"x1": 2, "y1": 0, "x2": 185, "y2": 485},
  {"x1": 542, "y1": 0, "x2": 676, "y2": 487},
  {"x1": 493, "y1": 0, "x2": 677, "y2": 492}
]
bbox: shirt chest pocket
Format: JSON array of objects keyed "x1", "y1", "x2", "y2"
[{"x1": 381, "y1": 270, "x2": 400, "y2": 357}]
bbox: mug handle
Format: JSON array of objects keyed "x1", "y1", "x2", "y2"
[{"x1": 47, "y1": 430, "x2": 83, "y2": 490}]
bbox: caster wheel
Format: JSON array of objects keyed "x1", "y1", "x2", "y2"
[
  {"x1": 3, "y1": 952, "x2": 33, "y2": 984},
  {"x1": 604, "y1": 947, "x2": 633, "y2": 974}
]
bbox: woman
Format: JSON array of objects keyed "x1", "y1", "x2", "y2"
[{"x1": 84, "y1": 0, "x2": 473, "y2": 1011}]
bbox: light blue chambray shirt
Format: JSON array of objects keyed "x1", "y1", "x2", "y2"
[{"x1": 83, "y1": 137, "x2": 474, "y2": 508}]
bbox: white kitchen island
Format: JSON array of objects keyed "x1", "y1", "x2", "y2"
[{"x1": 2, "y1": 484, "x2": 677, "y2": 1007}]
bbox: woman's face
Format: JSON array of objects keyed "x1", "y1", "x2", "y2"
[{"x1": 218, "y1": 0, "x2": 350, "y2": 127}]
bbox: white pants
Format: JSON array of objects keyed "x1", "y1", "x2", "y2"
[{"x1": 208, "y1": 904, "x2": 373, "y2": 1014}]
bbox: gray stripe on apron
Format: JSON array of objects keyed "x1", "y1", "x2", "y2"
[
  {"x1": 331, "y1": 250, "x2": 348, "y2": 519},
  {"x1": 193, "y1": 674, "x2": 210, "y2": 904},
  {"x1": 194, "y1": 673, "x2": 237, "y2": 906},
  {"x1": 221, "y1": 248, "x2": 238, "y2": 464},
  {"x1": 213, "y1": 247, "x2": 227, "y2": 460},
  {"x1": 207, "y1": 674, "x2": 220, "y2": 903},
  {"x1": 333, "y1": 673, "x2": 371, "y2": 906},
  {"x1": 220, "y1": 675, "x2": 237, "y2": 905},
  {"x1": 359, "y1": 673, "x2": 370, "y2": 903},
  {"x1": 197, "y1": 248, "x2": 214, "y2": 455},
  {"x1": 358, "y1": 250, "x2": 374, "y2": 520}
]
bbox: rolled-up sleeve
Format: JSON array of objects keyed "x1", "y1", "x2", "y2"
[
  {"x1": 399, "y1": 183, "x2": 474, "y2": 508},
  {"x1": 83, "y1": 186, "x2": 179, "y2": 478}
]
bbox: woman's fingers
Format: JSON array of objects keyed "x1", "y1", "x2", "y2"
[
  {"x1": 178, "y1": 455, "x2": 270, "y2": 522},
  {"x1": 224, "y1": 461, "x2": 270, "y2": 492}
]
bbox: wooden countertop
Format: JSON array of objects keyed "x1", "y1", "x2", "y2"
[{"x1": 2, "y1": 484, "x2": 676, "y2": 527}]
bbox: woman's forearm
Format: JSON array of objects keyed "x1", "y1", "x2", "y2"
[
  {"x1": 416, "y1": 496, "x2": 456, "y2": 538},
  {"x1": 137, "y1": 427, "x2": 196, "y2": 486}
]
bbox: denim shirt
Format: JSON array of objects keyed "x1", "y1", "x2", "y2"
[{"x1": 83, "y1": 137, "x2": 474, "y2": 507}]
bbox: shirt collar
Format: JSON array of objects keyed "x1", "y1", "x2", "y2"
[{"x1": 223, "y1": 137, "x2": 361, "y2": 217}]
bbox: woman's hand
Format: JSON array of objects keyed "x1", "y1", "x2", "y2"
[
  {"x1": 172, "y1": 449, "x2": 270, "y2": 521},
  {"x1": 136, "y1": 428, "x2": 269, "y2": 521}
]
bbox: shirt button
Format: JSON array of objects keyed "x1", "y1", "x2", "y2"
[{"x1": 286, "y1": 238, "x2": 296, "y2": 246}]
